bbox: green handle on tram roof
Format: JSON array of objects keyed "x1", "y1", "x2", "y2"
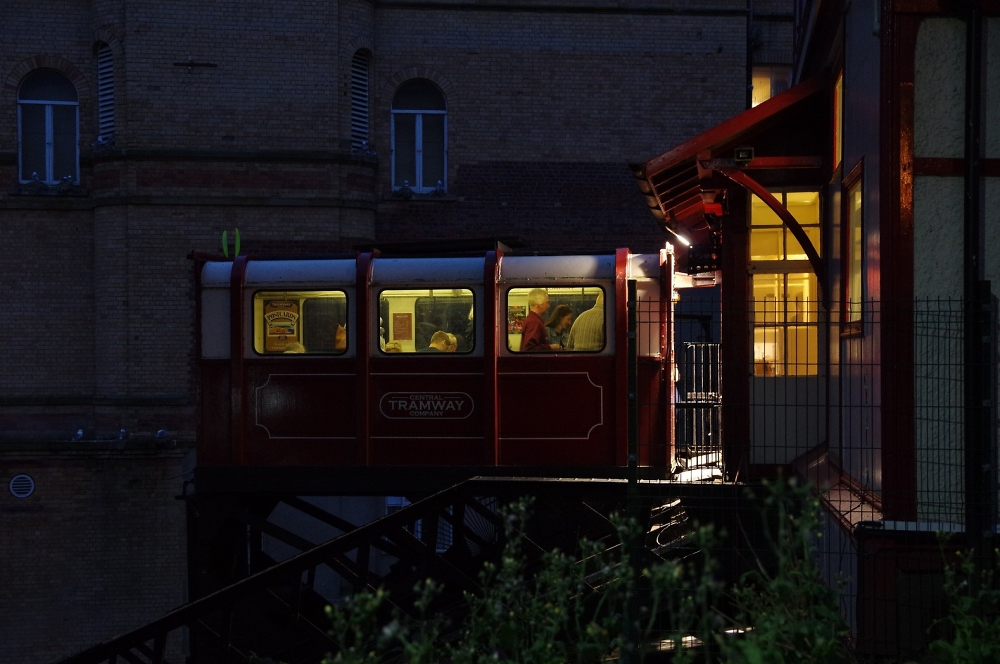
[{"x1": 222, "y1": 228, "x2": 241, "y2": 258}]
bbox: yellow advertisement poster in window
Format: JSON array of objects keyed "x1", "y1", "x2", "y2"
[{"x1": 263, "y1": 299, "x2": 300, "y2": 352}]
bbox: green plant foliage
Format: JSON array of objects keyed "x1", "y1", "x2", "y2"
[
  {"x1": 448, "y1": 498, "x2": 631, "y2": 664},
  {"x1": 641, "y1": 524, "x2": 725, "y2": 664},
  {"x1": 321, "y1": 482, "x2": 859, "y2": 664},
  {"x1": 720, "y1": 478, "x2": 850, "y2": 664},
  {"x1": 927, "y1": 548, "x2": 1000, "y2": 664},
  {"x1": 324, "y1": 589, "x2": 390, "y2": 663}
]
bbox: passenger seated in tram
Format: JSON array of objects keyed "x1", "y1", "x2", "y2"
[
  {"x1": 445, "y1": 333, "x2": 458, "y2": 352},
  {"x1": 415, "y1": 321, "x2": 438, "y2": 350},
  {"x1": 464, "y1": 306, "x2": 474, "y2": 349},
  {"x1": 419, "y1": 330, "x2": 451, "y2": 352},
  {"x1": 545, "y1": 304, "x2": 574, "y2": 350},
  {"x1": 520, "y1": 288, "x2": 560, "y2": 351},
  {"x1": 567, "y1": 291, "x2": 604, "y2": 351},
  {"x1": 334, "y1": 324, "x2": 347, "y2": 352}
]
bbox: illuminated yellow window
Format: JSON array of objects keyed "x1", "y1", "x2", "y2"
[
  {"x1": 751, "y1": 66, "x2": 792, "y2": 107},
  {"x1": 379, "y1": 289, "x2": 474, "y2": 353},
  {"x1": 506, "y1": 286, "x2": 604, "y2": 352},
  {"x1": 750, "y1": 191, "x2": 820, "y2": 376},
  {"x1": 253, "y1": 291, "x2": 348, "y2": 355},
  {"x1": 844, "y1": 170, "x2": 864, "y2": 327}
]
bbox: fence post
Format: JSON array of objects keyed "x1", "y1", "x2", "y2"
[{"x1": 965, "y1": 282, "x2": 997, "y2": 561}]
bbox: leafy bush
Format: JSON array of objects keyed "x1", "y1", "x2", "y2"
[
  {"x1": 321, "y1": 481, "x2": 853, "y2": 664},
  {"x1": 927, "y1": 548, "x2": 1000, "y2": 664},
  {"x1": 719, "y1": 479, "x2": 850, "y2": 664}
]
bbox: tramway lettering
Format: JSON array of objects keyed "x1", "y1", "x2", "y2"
[{"x1": 379, "y1": 392, "x2": 473, "y2": 419}]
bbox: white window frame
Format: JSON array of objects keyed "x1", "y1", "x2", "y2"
[
  {"x1": 390, "y1": 109, "x2": 447, "y2": 193},
  {"x1": 17, "y1": 77, "x2": 80, "y2": 185}
]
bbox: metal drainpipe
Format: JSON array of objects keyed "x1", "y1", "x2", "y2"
[
  {"x1": 747, "y1": 0, "x2": 755, "y2": 109},
  {"x1": 962, "y1": 3, "x2": 992, "y2": 558}
]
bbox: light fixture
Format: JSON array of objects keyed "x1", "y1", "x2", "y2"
[
  {"x1": 665, "y1": 225, "x2": 692, "y2": 247},
  {"x1": 734, "y1": 146, "x2": 754, "y2": 167}
]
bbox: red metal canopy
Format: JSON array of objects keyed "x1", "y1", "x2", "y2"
[{"x1": 631, "y1": 75, "x2": 832, "y2": 249}]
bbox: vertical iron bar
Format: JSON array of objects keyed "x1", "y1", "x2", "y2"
[
  {"x1": 963, "y1": 2, "x2": 987, "y2": 557},
  {"x1": 624, "y1": 279, "x2": 639, "y2": 664},
  {"x1": 628, "y1": 278, "x2": 638, "y2": 483}
]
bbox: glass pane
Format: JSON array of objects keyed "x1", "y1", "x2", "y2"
[
  {"x1": 19, "y1": 70, "x2": 77, "y2": 102},
  {"x1": 787, "y1": 326, "x2": 818, "y2": 376},
  {"x1": 770, "y1": 66, "x2": 791, "y2": 96},
  {"x1": 507, "y1": 286, "x2": 604, "y2": 352},
  {"x1": 380, "y1": 289, "x2": 474, "y2": 353},
  {"x1": 420, "y1": 114, "x2": 445, "y2": 189},
  {"x1": 750, "y1": 194, "x2": 782, "y2": 226},
  {"x1": 753, "y1": 327, "x2": 782, "y2": 376},
  {"x1": 392, "y1": 114, "x2": 416, "y2": 188},
  {"x1": 253, "y1": 291, "x2": 348, "y2": 355},
  {"x1": 52, "y1": 105, "x2": 77, "y2": 182},
  {"x1": 392, "y1": 80, "x2": 445, "y2": 111},
  {"x1": 752, "y1": 274, "x2": 784, "y2": 325},
  {"x1": 750, "y1": 228, "x2": 782, "y2": 260},
  {"x1": 751, "y1": 68, "x2": 771, "y2": 108},
  {"x1": 786, "y1": 273, "x2": 817, "y2": 323},
  {"x1": 848, "y1": 183, "x2": 863, "y2": 321},
  {"x1": 786, "y1": 191, "x2": 820, "y2": 223},
  {"x1": 19, "y1": 105, "x2": 46, "y2": 180},
  {"x1": 301, "y1": 295, "x2": 349, "y2": 354},
  {"x1": 785, "y1": 226, "x2": 821, "y2": 259}
]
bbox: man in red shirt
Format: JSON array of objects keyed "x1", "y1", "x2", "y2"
[{"x1": 520, "y1": 288, "x2": 559, "y2": 351}]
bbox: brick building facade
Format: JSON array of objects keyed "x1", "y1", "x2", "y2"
[{"x1": 0, "y1": 1, "x2": 789, "y2": 659}]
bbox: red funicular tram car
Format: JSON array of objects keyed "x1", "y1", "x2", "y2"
[{"x1": 197, "y1": 247, "x2": 693, "y2": 489}]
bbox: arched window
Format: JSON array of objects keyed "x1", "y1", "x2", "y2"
[
  {"x1": 18, "y1": 69, "x2": 79, "y2": 184},
  {"x1": 350, "y1": 50, "x2": 371, "y2": 150},
  {"x1": 391, "y1": 79, "x2": 446, "y2": 193}
]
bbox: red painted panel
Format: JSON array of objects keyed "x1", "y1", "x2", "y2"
[
  {"x1": 496, "y1": 358, "x2": 616, "y2": 466},
  {"x1": 636, "y1": 358, "x2": 666, "y2": 467},
  {"x1": 499, "y1": 372, "x2": 604, "y2": 437},
  {"x1": 855, "y1": 530, "x2": 951, "y2": 660},
  {"x1": 614, "y1": 248, "x2": 630, "y2": 466},
  {"x1": 198, "y1": 361, "x2": 231, "y2": 466},
  {"x1": 484, "y1": 251, "x2": 501, "y2": 464},
  {"x1": 254, "y1": 373, "x2": 357, "y2": 438},
  {"x1": 879, "y1": 13, "x2": 918, "y2": 520},
  {"x1": 240, "y1": 359, "x2": 364, "y2": 466},
  {"x1": 368, "y1": 357, "x2": 490, "y2": 466}
]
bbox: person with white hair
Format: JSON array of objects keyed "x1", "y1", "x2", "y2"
[{"x1": 520, "y1": 288, "x2": 559, "y2": 351}]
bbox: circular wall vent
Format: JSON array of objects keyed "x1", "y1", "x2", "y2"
[{"x1": 9, "y1": 474, "x2": 35, "y2": 499}]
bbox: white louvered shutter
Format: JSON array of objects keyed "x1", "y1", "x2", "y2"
[
  {"x1": 350, "y1": 51, "x2": 370, "y2": 150},
  {"x1": 97, "y1": 45, "x2": 115, "y2": 140}
]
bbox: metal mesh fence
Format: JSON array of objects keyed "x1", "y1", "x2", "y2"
[{"x1": 629, "y1": 288, "x2": 999, "y2": 661}]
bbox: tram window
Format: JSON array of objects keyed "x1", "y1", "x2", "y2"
[
  {"x1": 252, "y1": 291, "x2": 348, "y2": 355},
  {"x1": 379, "y1": 288, "x2": 474, "y2": 353},
  {"x1": 506, "y1": 286, "x2": 605, "y2": 352}
]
